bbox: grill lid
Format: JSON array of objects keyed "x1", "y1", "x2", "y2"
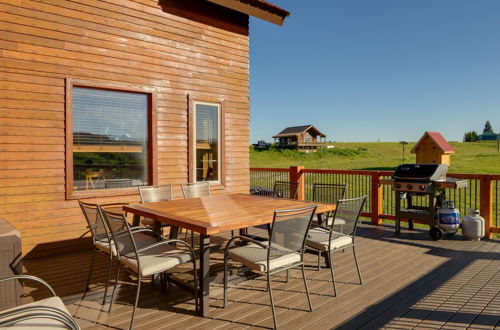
[{"x1": 392, "y1": 164, "x2": 448, "y2": 182}]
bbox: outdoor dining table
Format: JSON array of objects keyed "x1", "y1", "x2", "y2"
[{"x1": 123, "y1": 193, "x2": 335, "y2": 316}]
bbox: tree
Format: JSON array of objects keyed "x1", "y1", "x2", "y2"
[
  {"x1": 483, "y1": 120, "x2": 494, "y2": 134},
  {"x1": 463, "y1": 131, "x2": 477, "y2": 142}
]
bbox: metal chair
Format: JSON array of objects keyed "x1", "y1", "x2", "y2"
[
  {"x1": 0, "y1": 275, "x2": 80, "y2": 329},
  {"x1": 305, "y1": 196, "x2": 367, "y2": 296},
  {"x1": 180, "y1": 182, "x2": 210, "y2": 244},
  {"x1": 223, "y1": 205, "x2": 317, "y2": 329},
  {"x1": 311, "y1": 183, "x2": 346, "y2": 228},
  {"x1": 181, "y1": 182, "x2": 210, "y2": 198},
  {"x1": 138, "y1": 184, "x2": 174, "y2": 233},
  {"x1": 273, "y1": 181, "x2": 299, "y2": 199},
  {"x1": 100, "y1": 208, "x2": 198, "y2": 330},
  {"x1": 78, "y1": 201, "x2": 157, "y2": 310}
]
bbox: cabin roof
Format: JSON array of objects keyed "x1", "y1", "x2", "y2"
[
  {"x1": 206, "y1": 0, "x2": 290, "y2": 25},
  {"x1": 411, "y1": 131, "x2": 455, "y2": 154},
  {"x1": 273, "y1": 125, "x2": 326, "y2": 138}
]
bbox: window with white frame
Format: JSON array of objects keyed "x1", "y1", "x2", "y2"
[{"x1": 193, "y1": 102, "x2": 221, "y2": 182}]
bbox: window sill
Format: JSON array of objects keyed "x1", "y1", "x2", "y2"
[
  {"x1": 209, "y1": 183, "x2": 226, "y2": 191},
  {"x1": 67, "y1": 187, "x2": 139, "y2": 200}
]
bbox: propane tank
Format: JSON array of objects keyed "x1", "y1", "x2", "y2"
[
  {"x1": 461, "y1": 209, "x2": 485, "y2": 241},
  {"x1": 437, "y1": 200, "x2": 460, "y2": 234}
]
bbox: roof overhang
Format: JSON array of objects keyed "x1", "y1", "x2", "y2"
[{"x1": 205, "y1": 0, "x2": 289, "y2": 25}]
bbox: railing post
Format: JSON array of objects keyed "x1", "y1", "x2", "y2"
[
  {"x1": 290, "y1": 166, "x2": 305, "y2": 200},
  {"x1": 371, "y1": 172, "x2": 383, "y2": 225},
  {"x1": 480, "y1": 175, "x2": 493, "y2": 239}
]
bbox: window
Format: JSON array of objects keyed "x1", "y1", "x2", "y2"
[
  {"x1": 66, "y1": 81, "x2": 154, "y2": 197},
  {"x1": 193, "y1": 101, "x2": 221, "y2": 182}
]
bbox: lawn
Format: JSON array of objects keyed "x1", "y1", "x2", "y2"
[{"x1": 250, "y1": 141, "x2": 500, "y2": 174}]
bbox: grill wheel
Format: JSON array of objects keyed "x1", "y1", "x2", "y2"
[{"x1": 429, "y1": 226, "x2": 444, "y2": 241}]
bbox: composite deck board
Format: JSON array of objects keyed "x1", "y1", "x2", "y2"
[{"x1": 15, "y1": 222, "x2": 500, "y2": 329}]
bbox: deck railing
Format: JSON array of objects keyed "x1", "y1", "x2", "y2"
[{"x1": 250, "y1": 167, "x2": 500, "y2": 238}]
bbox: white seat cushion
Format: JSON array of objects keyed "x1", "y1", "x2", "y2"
[
  {"x1": 228, "y1": 243, "x2": 301, "y2": 273},
  {"x1": 0, "y1": 296, "x2": 79, "y2": 329},
  {"x1": 95, "y1": 232, "x2": 157, "y2": 256},
  {"x1": 120, "y1": 244, "x2": 192, "y2": 277},
  {"x1": 306, "y1": 227, "x2": 353, "y2": 252}
]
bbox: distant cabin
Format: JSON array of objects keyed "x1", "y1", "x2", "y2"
[
  {"x1": 477, "y1": 133, "x2": 499, "y2": 141},
  {"x1": 272, "y1": 125, "x2": 327, "y2": 152},
  {"x1": 411, "y1": 131, "x2": 455, "y2": 166}
]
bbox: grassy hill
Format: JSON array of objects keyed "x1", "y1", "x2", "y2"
[{"x1": 250, "y1": 141, "x2": 500, "y2": 174}]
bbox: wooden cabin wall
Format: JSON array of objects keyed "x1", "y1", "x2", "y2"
[{"x1": 0, "y1": 0, "x2": 250, "y2": 257}]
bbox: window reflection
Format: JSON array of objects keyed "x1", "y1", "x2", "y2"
[
  {"x1": 195, "y1": 103, "x2": 220, "y2": 182},
  {"x1": 72, "y1": 87, "x2": 149, "y2": 190}
]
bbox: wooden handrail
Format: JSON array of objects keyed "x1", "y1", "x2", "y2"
[{"x1": 249, "y1": 167, "x2": 290, "y2": 172}]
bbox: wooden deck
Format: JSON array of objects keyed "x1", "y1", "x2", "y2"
[{"x1": 20, "y1": 223, "x2": 500, "y2": 329}]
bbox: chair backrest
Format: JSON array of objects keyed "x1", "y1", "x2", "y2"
[
  {"x1": 181, "y1": 182, "x2": 210, "y2": 198},
  {"x1": 138, "y1": 184, "x2": 174, "y2": 203},
  {"x1": 273, "y1": 181, "x2": 299, "y2": 199},
  {"x1": 99, "y1": 208, "x2": 138, "y2": 258},
  {"x1": 312, "y1": 183, "x2": 346, "y2": 205},
  {"x1": 79, "y1": 201, "x2": 110, "y2": 243},
  {"x1": 268, "y1": 205, "x2": 317, "y2": 262},
  {"x1": 330, "y1": 196, "x2": 367, "y2": 237}
]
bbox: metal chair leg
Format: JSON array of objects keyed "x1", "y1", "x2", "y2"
[
  {"x1": 301, "y1": 264, "x2": 313, "y2": 312},
  {"x1": 192, "y1": 258, "x2": 199, "y2": 313},
  {"x1": 85, "y1": 248, "x2": 96, "y2": 292},
  {"x1": 285, "y1": 269, "x2": 289, "y2": 283},
  {"x1": 317, "y1": 250, "x2": 321, "y2": 271},
  {"x1": 109, "y1": 261, "x2": 120, "y2": 312},
  {"x1": 102, "y1": 252, "x2": 113, "y2": 305},
  {"x1": 130, "y1": 274, "x2": 141, "y2": 330},
  {"x1": 223, "y1": 253, "x2": 228, "y2": 308},
  {"x1": 267, "y1": 274, "x2": 278, "y2": 330},
  {"x1": 327, "y1": 253, "x2": 337, "y2": 297},
  {"x1": 353, "y1": 246, "x2": 363, "y2": 285}
]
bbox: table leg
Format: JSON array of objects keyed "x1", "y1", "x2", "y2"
[
  {"x1": 317, "y1": 213, "x2": 324, "y2": 226},
  {"x1": 132, "y1": 214, "x2": 141, "y2": 227},
  {"x1": 199, "y1": 234, "x2": 210, "y2": 316},
  {"x1": 169, "y1": 226, "x2": 179, "y2": 239},
  {"x1": 153, "y1": 221, "x2": 162, "y2": 235}
]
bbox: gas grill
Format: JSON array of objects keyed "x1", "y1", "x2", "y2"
[{"x1": 381, "y1": 164, "x2": 468, "y2": 238}]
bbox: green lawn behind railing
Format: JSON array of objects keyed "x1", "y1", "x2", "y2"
[{"x1": 250, "y1": 141, "x2": 500, "y2": 174}]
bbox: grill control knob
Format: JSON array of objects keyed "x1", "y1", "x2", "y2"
[
  {"x1": 420, "y1": 185, "x2": 426, "y2": 191},
  {"x1": 395, "y1": 183, "x2": 401, "y2": 189},
  {"x1": 407, "y1": 184, "x2": 413, "y2": 190}
]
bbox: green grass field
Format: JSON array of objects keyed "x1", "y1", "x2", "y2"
[{"x1": 250, "y1": 141, "x2": 500, "y2": 174}]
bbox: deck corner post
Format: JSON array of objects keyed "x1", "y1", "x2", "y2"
[
  {"x1": 371, "y1": 172, "x2": 383, "y2": 225},
  {"x1": 479, "y1": 175, "x2": 493, "y2": 239},
  {"x1": 290, "y1": 166, "x2": 305, "y2": 200}
]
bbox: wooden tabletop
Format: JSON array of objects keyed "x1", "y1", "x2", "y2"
[{"x1": 123, "y1": 193, "x2": 335, "y2": 235}]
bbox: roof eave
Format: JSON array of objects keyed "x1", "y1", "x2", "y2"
[{"x1": 205, "y1": 0, "x2": 289, "y2": 25}]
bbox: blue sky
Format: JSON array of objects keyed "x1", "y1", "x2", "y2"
[{"x1": 248, "y1": 0, "x2": 500, "y2": 143}]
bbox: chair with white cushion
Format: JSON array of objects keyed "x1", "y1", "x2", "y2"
[
  {"x1": 312, "y1": 183, "x2": 346, "y2": 226},
  {"x1": 0, "y1": 275, "x2": 79, "y2": 329},
  {"x1": 138, "y1": 184, "x2": 174, "y2": 233},
  {"x1": 100, "y1": 208, "x2": 198, "y2": 330},
  {"x1": 180, "y1": 182, "x2": 210, "y2": 244},
  {"x1": 305, "y1": 196, "x2": 366, "y2": 296},
  {"x1": 223, "y1": 205, "x2": 317, "y2": 329},
  {"x1": 78, "y1": 201, "x2": 158, "y2": 311}
]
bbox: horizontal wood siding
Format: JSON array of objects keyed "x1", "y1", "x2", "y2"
[{"x1": 0, "y1": 0, "x2": 250, "y2": 256}]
